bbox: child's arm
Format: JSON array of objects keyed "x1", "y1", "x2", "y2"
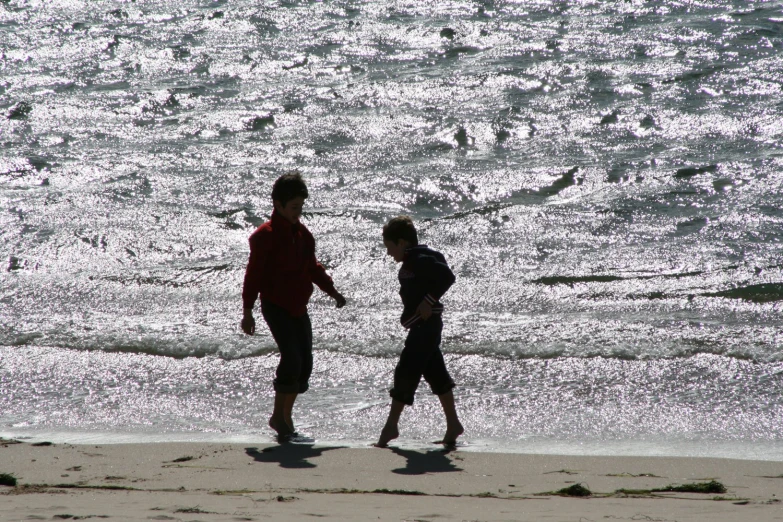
[
  {"x1": 307, "y1": 241, "x2": 347, "y2": 308},
  {"x1": 419, "y1": 254, "x2": 456, "y2": 304},
  {"x1": 416, "y1": 254, "x2": 456, "y2": 319},
  {"x1": 240, "y1": 232, "x2": 271, "y2": 334}
]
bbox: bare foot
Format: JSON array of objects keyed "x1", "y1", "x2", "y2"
[
  {"x1": 269, "y1": 416, "x2": 293, "y2": 438},
  {"x1": 435, "y1": 422, "x2": 464, "y2": 446},
  {"x1": 373, "y1": 424, "x2": 399, "y2": 448}
]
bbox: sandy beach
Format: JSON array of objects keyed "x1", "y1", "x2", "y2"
[{"x1": 2, "y1": 438, "x2": 782, "y2": 521}]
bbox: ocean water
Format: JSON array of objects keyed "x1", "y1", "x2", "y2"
[{"x1": 2, "y1": 0, "x2": 783, "y2": 459}]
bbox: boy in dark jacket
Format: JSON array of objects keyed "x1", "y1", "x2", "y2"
[
  {"x1": 375, "y1": 216, "x2": 464, "y2": 448},
  {"x1": 241, "y1": 171, "x2": 346, "y2": 438}
]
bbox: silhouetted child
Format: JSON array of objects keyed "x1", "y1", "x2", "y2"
[
  {"x1": 241, "y1": 171, "x2": 346, "y2": 438},
  {"x1": 375, "y1": 216, "x2": 463, "y2": 448}
]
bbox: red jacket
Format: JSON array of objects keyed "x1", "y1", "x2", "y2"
[{"x1": 242, "y1": 210, "x2": 338, "y2": 317}]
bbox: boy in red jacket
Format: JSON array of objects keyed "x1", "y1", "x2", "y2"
[
  {"x1": 375, "y1": 215, "x2": 464, "y2": 448},
  {"x1": 241, "y1": 172, "x2": 346, "y2": 438}
]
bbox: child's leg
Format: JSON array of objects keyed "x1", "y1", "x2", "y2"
[
  {"x1": 289, "y1": 314, "x2": 313, "y2": 432},
  {"x1": 283, "y1": 392, "x2": 298, "y2": 432},
  {"x1": 269, "y1": 392, "x2": 295, "y2": 437},
  {"x1": 374, "y1": 399, "x2": 405, "y2": 448},
  {"x1": 375, "y1": 323, "x2": 440, "y2": 447},
  {"x1": 436, "y1": 390, "x2": 464, "y2": 445},
  {"x1": 262, "y1": 303, "x2": 313, "y2": 437},
  {"x1": 422, "y1": 346, "x2": 463, "y2": 445}
]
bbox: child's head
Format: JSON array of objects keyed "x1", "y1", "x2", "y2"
[
  {"x1": 383, "y1": 215, "x2": 418, "y2": 262},
  {"x1": 272, "y1": 171, "x2": 308, "y2": 224},
  {"x1": 272, "y1": 171, "x2": 308, "y2": 205}
]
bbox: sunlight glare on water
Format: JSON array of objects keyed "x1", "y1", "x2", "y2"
[{"x1": 1, "y1": 0, "x2": 782, "y2": 454}]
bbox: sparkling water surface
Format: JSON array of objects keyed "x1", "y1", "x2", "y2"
[{"x1": 2, "y1": 0, "x2": 783, "y2": 458}]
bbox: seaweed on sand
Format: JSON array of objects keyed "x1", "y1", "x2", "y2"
[
  {"x1": 652, "y1": 480, "x2": 726, "y2": 494},
  {"x1": 547, "y1": 483, "x2": 592, "y2": 497},
  {"x1": 0, "y1": 473, "x2": 17, "y2": 487}
]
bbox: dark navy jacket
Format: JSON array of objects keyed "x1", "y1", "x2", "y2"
[{"x1": 397, "y1": 245, "x2": 456, "y2": 329}]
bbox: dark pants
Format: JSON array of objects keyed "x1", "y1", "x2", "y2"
[
  {"x1": 390, "y1": 316, "x2": 455, "y2": 406},
  {"x1": 261, "y1": 300, "x2": 313, "y2": 394}
]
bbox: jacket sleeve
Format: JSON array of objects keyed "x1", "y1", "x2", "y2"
[
  {"x1": 241, "y1": 231, "x2": 271, "y2": 310},
  {"x1": 307, "y1": 236, "x2": 339, "y2": 298},
  {"x1": 418, "y1": 254, "x2": 456, "y2": 305}
]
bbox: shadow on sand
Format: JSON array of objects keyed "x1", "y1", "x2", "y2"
[
  {"x1": 245, "y1": 443, "x2": 346, "y2": 469},
  {"x1": 388, "y1": 446, "x2": 463, "y2": 475}
]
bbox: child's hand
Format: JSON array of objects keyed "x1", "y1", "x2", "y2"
[
  {"x1": 417, "y1": 300, "x2": 432, "y2": 320},
  {"x1": 334, "y1": 292, "x2": 347, "y2": 308},
  {"x1": 241, "y1": 310, "x2": 256, "y2": 335}
]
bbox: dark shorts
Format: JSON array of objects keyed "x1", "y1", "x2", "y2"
[
  {"x1": 261, "y1": 300, "x2": 313, "y2": 394},
  {"x1": 390, "y1": 316, "x2": 455, "y2": 406}
]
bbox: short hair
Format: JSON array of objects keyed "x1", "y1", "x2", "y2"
[
  {"x1": 383, "y1": 215, "x2": 418, "y2": 245},
  {"x1": 271, "y1": 171, "x2": 308, "y2": 205}
]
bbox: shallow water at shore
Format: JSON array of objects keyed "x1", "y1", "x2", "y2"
[{"x1": 3, "y1": 346, "x2": 783, "y2": 460}]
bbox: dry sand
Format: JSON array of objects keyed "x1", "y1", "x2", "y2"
[{"x1": 2, "y1": 437, "x2": 783, "y2": 521}]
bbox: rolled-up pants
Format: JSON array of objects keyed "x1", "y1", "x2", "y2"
[
  {"x1": 261, "y1": 300, "x2": 313, "y2": 394},
  {"x1": 390, "y1": 316, "x2": 455, "y2": 406}
]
